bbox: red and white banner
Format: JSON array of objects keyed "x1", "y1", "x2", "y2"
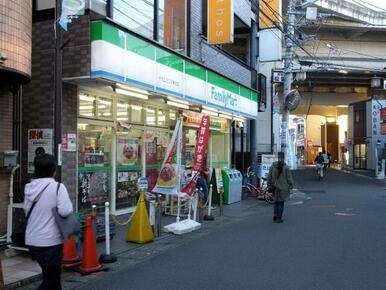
[{"x1": 182, "y1": 115, "x2": 210, "y2": 195}]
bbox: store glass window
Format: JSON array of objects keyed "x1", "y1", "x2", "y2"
[
  {"x1": 184, "y1": 128, "x2": 197, "y2": 170},
  {"x1": 116, "y1": 128, "x2": 144, "y2": 210},
  {"x1": 169, "y1": 109, "x2": 177, "y2": 126},
  {"x1": 146, "y1": 129, "x2": 169, "y2": 191},
  {"x1": 158, "y1": 0, "x2": 186, "y2": 53},
  {"x1": 77, "y1": 124, "x2": 113, "y2": 212},
  {"x1": 114, "y1": 0, "x2": 154, "y2": 40},
  {"x1": 117, "y1": 100, "x2": 130, "y2": 121},
  {"x1": 79, "y1": 94, "x2": 96, "y2": 118},
  {"x1": 146, "y1": 107, "x2": 157, "y2": 126},
  {"x1": 210, "y1": 131, "x2": 229, "y2": 169},
  {"x1": 158, "y1": 109, "x2": 166, "y2": 126},
  {"x1": 131, "y1": 104, "x2": 143, "y2": 123},
  {"x1": 98, "y1": 97, "x2": 113, "y2": 119}
]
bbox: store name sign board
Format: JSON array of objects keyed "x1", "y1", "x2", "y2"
[
  {"x1": 208, "y1": 0, "x2": 234, "y2": 44},
  {"x1": 183, "y1": 110, "x2": 228, "y2": 132},
  {"x1": 91, "y1": 21, "x2": 258, "y2": 119}
]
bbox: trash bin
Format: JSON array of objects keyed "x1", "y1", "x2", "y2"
[{"x1": 221, "y1": 169, "x2": 242, "y2": 204}]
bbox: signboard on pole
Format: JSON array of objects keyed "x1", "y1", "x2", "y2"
[
  {"x1": 208, "y1": 0, "x2": 233, "y2": 44},
  {"x1": 28, "y1": 129, "x2": 53, "y2": 173},
  {"x1": 260, "y1": 154, "x2": 277, "y2": 179}
]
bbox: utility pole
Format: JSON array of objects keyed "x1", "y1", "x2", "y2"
[
  {"x1": 282, "y1": 0, "x2": 296, "y2": 166},
  {"x1": 54, "y1": 0, "x2": 63, "y2": 181}
]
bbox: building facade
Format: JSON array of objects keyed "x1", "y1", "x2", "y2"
[
  {"x1": 0, "y1": 1, "x2": 32, "y2": 234},
  {"x1": 18, "y1": 0, "x2": 262, "y2": 217}
]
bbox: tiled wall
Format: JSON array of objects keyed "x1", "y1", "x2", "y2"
[
  {"x1": 0, "y1": 87, "x2": 13, "y2": 233},
  {"x1": 0, "y1": 1, "x2": 32, "y2": 76},
  {"x1": 22, "y1": 16, "x2": 90, "y2": 204},
  {"x1": 190, "y1": 0, "x2": 253, "y2": 87}
]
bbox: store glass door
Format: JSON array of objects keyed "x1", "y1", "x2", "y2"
[
  {"x1": 354, "y1": 144, "x2": 367, "y2": 169},
  {"x1": 145, "y1": 129, "x2": 169, "y2": 191},
  {"x1": 78, "y1": 123, "x2": 113, "y2": 212}
]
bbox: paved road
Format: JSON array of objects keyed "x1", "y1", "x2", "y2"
[{"x1": 76, "y1": 168, "x2": 386, "y2": 290}]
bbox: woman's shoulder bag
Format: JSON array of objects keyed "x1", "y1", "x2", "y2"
[{"x1": 52, "y1": 182, "x2": 80, "y2": 242}]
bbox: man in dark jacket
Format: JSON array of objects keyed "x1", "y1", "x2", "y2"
[{"x1": 268, "y1": 152, "x2": 294, "y2": 223}]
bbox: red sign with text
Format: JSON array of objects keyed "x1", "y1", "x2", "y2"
[{"x1": 182, "y1": 115, "x2": 210, "y2": 195}]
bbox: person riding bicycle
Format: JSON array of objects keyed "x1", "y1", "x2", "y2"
[{"x1": 314, "y1": 152, "x2": 324, "y2": 177}]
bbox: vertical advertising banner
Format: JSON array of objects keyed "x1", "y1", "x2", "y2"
[
  {"x1": 152, "y1": 118, "x2": 183, "y2": 195},
  {"x1": 182, "y1": 115, "x2": 211, "y2": 196},
  {"x1": 208, "y1": 0, "x2": 233, "y2": 44}
]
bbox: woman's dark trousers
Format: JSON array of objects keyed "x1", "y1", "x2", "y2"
[{"x1": 29, "y1": 244, "x2": 63, "y2": 290}]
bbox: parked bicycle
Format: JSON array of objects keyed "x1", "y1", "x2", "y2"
[{"x1": 242, "y1": 167, "x2": 274, "y2": 204}]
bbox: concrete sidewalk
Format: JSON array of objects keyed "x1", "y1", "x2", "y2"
[{"x1": 3, "y1": 196, "x2": 276, "y2": 290}]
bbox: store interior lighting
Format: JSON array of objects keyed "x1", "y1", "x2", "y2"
[
  {"x1": 79, "y1": 105, "x2": 94, "y2": 110},
  {"x1": 117, "y1": 112, "x2": 128, "y2": 116},
  {"x1": 219, "y1": 113, "x2": 233, "y2": 120},
  {"x1": 117, "y1": 102, "x2": 130, "y2": 108},
  {"x1": 167, "y1": 96, "x2": 190, "y2": 105},
  {"x1": 166, "y1": 100, "x2": 190, "y2": 110},
  {"x1": 202, "y1": 105, "x2": 218, "y2": 113},
  {"x1": 79, "y1": 94, "x2": 95, "y2": 102},
  {"x1": 201, "y1": 109, "x2": 219, "y2": 117},
  {"x1": 131, "y1": 105, "x2": 143, "y2": 111},
  {"x1": 98, "y1": 99, "x2": 112, "y2": 105},
  {"x1": 115, "y1": 88, "x2": 149, "y2": 100}
]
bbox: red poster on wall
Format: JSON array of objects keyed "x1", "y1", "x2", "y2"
[
  {"x1": 381, "y1": 108, "x2": 386, "y2": 121},
  {"x1": 182, "y1": 115, "x2": 210, "y2": 196}
]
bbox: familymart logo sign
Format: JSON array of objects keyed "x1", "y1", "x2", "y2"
[
  {"x1": 210, "y1": 86, "x2": 238, "y2": 109},
  {"x1": 208, "y1": 0, "x2": 234, "y2": 44}
]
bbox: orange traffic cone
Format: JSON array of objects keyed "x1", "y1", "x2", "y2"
[
  {"x1": 76, "y1": 216, "x2": 107, "y2": 275},
  {"x1": 62, "y1": 235, "x2": 81, "y2": 269}
]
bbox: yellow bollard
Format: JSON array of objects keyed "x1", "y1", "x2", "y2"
[{"x1": 126, "y1": 192, "x2": 154, "y2": 244}]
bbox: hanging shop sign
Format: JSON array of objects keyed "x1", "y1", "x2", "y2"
[
  {"x1": 153, "y1": 118, "x2": 184, "y2": 195},
  {"x1": 28, "y1": 129, "x2": 53, "y2": 173},
  {"x1": 91, "y1": 21, "x2": 258, "y2": 119},
  {"x1": 208, "y1": 0, "x2": 234, "y2": 44},
  {"x1": 372, "y1": 100, "x2": 386, "y2": 137},
  {"x1": 260, "y1": 154, "x2": 277, "y2": 179}
]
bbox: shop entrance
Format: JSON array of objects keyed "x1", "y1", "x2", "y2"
[{"x1": 354, "y1": 143, "x2": 367, "y2": 169}]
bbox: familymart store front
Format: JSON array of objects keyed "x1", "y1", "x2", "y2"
[{"x1": 75, "y1": 20, "x2": 259, "y2": 215}]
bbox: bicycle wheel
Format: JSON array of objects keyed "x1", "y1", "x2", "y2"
[
  {"x1": 241, "y1": 187, "x2": 252, "y2": 200},
  {"x1": 265, "y1": 192, "x2": 275, "y2": 204}
]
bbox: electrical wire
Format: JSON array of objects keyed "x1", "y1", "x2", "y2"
[{"x1": 260, "y1": 0, "x2": 386, "y2": 70}]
